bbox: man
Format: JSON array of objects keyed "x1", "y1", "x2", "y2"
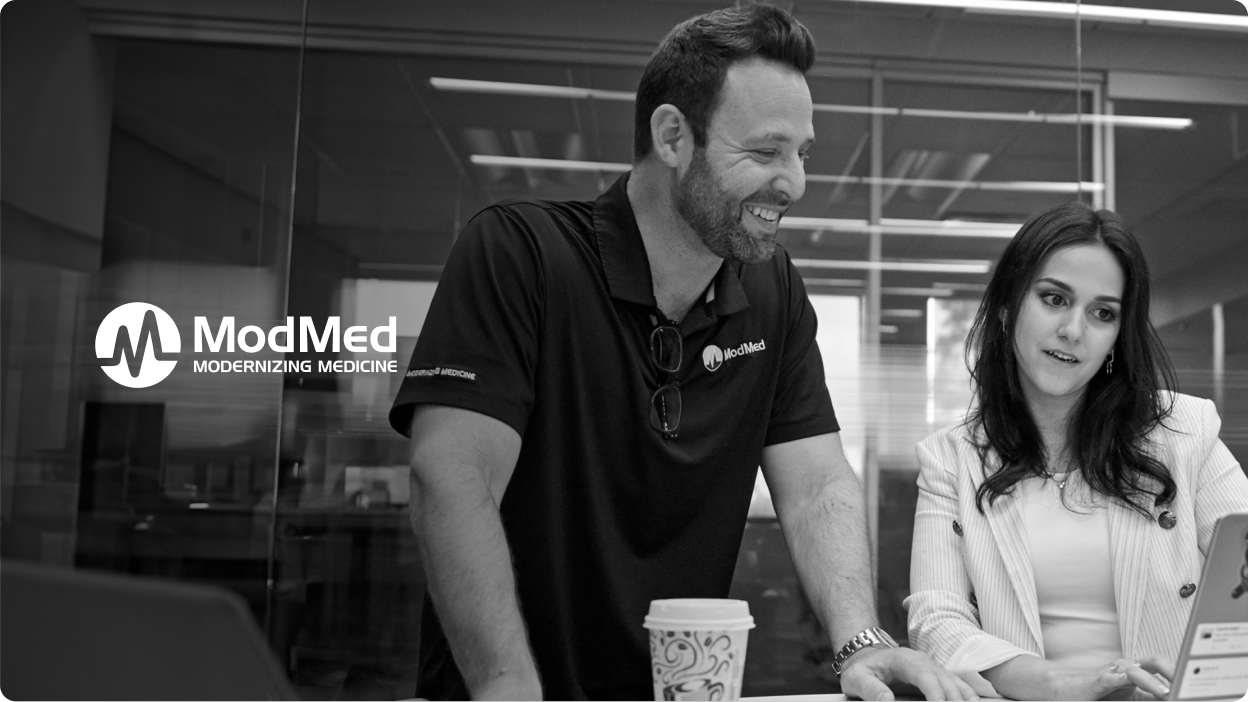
[{"x1": 389, "y1": 5, "x2": 977, "y2": 700}]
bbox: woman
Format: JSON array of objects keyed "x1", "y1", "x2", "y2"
[{"x1": 905, "y1": 201, "x2": 1248, "y2": 700}]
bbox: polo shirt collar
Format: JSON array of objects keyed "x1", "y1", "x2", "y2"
[{"x1": 593, "y1": 173, "x2": 750, "y2": 317}]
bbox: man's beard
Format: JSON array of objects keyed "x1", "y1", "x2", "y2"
[{"x1": 674, "y1": 149, "x2": 781, "y2": 264}]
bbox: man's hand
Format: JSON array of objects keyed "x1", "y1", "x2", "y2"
[{"x1": 839, "y1": 646, "x2": 979, "y2": 701}]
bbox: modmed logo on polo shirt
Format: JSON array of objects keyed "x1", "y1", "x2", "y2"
[{"x1": 702, "y1": 338, "x2": 766, "y2": 372}]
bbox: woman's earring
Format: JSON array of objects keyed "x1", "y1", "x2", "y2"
[{"x1": 1105, "y1": 349, "x2": 1115, "y2": 375}]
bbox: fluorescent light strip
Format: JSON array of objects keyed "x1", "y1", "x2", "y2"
[
  {"x1": 828, "y1": 0, "x2": 1248, "y2": 32},
  {"x1": 430, "y1": 77, "x2": 634, "y2": 101},
  {"x1": 433, "y1": 77, "x2": 1192, "y2": 129},
  {"x1": 471, "y1": 154, "x2": 630, "y2": 172},
  {"x1": 883, "y1": 287, "x2": 957, "y2": 296},
  {"x1": 784, "y1": 217, "x2": 1021, "y2": 238},
  {"x1": 471, "y1": 155, "x2": 1095, "y2": 201},
  {"x1": 883, "y1": 218, "x2": 1022, "y2": 238},
  {"x1": 804, "y1": 174, "x2": 1105, "y2": 192},
  {"x1": 782, "y1": 217, "x2": 873, "y2": 231},
  {"x1": 933, "y1": 281, "x2": 989, "y2": 291},
  {"x1": 887, "y1": 218, "x2": 1015, "y2": 231},
  {"x1": 803, "y1": 277, "x2": 866, "y2": 287},
  {"x1": 794, "y1": 258, "x2": 991, "y2": 273},
  {"x1": 813, "y1": 104, "x2": 1191, "y2": 130}
]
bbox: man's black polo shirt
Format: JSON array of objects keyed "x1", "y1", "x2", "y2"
[{"x1": 389, "y1": 173, "x2": 838, "y2": 700}]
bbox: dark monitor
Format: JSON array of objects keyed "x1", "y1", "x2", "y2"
[{"x1": 1, "y1": 559, "x2": 298, "y2": 700}]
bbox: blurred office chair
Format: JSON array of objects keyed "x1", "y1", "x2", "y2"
[{"x1": 1, "y1": 559, "x2": 297, "y2": 700}]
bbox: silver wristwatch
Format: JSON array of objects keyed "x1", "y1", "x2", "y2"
[{"x1": 830, "y1": 627, "x2": 898, "y2": 675}]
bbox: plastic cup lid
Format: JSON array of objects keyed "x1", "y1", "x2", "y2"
[{"x1": 643, "y1": 598, "x2": 755, "y2": 631}]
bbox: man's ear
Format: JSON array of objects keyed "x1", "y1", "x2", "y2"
[{"x1": 649, "y1": 104, "x2": 691, "y2": 169}]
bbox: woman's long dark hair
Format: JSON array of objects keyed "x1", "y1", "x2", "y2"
[{"x1": 967, "y1": 201, "x2": 1178, "y2": 517}]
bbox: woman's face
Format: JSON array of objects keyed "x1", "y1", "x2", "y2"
[{"x1": 1012, "y1": 243, "x2": 1124, "y2": 415}]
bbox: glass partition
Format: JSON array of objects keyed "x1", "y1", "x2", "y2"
[
  {"x1": 1115, "y1": 97, "x2": 1248, "y2": 468},
  {"x1": 75, "y1": 34, "x2": 304, "y2": 624},
  {"x1": 1, "y1": 0, "x2": 304, "y2": 637}
]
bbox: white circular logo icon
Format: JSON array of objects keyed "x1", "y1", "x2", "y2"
[
  {"x1": 702, "y1": 345, "x2": 724, "y2": 372},
  {"x1": 95, "y1": 303, "x2": 181, "y2": 388}
]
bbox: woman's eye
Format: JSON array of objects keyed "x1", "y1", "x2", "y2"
[
  {"x1": 753, "y1": 150, "x2": 778, "y2": 159},
  {"x1": 1041, "y1": 291, "x2": 1065, "y2": 307},
  {"x1": 1093, "y1": 308, "x2": 1118, "y2": 323}
]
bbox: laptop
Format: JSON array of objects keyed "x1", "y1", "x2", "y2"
[
  {"x1": 1, "y1": 559, "x2": 298, "y2": 700},
  {"x1": 1169, "y1": 512, "x2": 1248, "y2": 701}
]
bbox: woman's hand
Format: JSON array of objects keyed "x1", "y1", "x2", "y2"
[
  {"x1": 984, "y1": 653, "x2": 1174, "y2": 700},
  {"x1": 1047, "y1": 656, "x2": 1174, "y2": 700}
]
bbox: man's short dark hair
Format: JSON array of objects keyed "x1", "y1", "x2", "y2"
[{"x1": 633, "y1": 4, "x2": 816, "y2": 161}]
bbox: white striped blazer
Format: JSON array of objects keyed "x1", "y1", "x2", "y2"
[{"x1": 905, "y1": 393, "x2": 1248, "y2": 698}]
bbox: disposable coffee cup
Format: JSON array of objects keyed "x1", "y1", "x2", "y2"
[{"x1": 644, "y1": 598, "x2": 755, "y2": 701}]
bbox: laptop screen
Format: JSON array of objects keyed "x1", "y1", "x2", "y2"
[{"x1": 1170, "y1": 512, "x2": 1248, "y2": 702}]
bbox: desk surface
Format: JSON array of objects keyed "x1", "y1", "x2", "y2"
[{"x1": 738, "y1": 689, "x2": 848, "y2": 694}]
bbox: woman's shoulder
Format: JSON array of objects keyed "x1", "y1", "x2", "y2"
[
  {"x1": 1154, "y1": 391, "x2": 1217, "y2": 438},
  {"x1": 918, "y1": 417, "x2": 980, "y2": 465}
]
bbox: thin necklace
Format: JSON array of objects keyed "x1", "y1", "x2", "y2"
[{"x1": 1041, "y1": 469, "x2": 1070, "y2": 492}]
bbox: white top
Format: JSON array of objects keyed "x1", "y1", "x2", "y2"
[{"x1": 1019, "y1": 473, "x2": 1123, "y2": 668}]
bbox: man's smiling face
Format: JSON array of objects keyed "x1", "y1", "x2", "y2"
[{"x1": 675, "y1": 57, "x2": 814, "y2": 264}]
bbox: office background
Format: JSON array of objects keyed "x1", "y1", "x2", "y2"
[{"x1": 3, "y1": 0, "x2": 1246, "y2": 697}]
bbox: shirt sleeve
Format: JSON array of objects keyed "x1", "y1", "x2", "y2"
[
  {"x1": 762, "y1": 251, "x2": 839, "y2": 446},
  {"x1": 906, "y1": 437, "x2": 1035, "y2": 696},
  {"x1": 1190, "y1": 396, "x2": 1248, "y2": 555},
  {"x1": 388, "y1": 205, "x2": 544, "y2": 438}
]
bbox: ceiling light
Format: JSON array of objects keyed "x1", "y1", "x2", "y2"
[
  {"x1": 782, "y1": 217, "x2": 1021, "y2": 238},
  {"x1": 882, "y1": 218, "x2": 1021, "y2": 238},
  {"x1": 813, "y1": 104, "x2": 1192, "y2": 130},
  {"x1": 430, "y1": 77, "x2": 633, "y2": 101},
  {"x1": 804, "y1": 174, "x2": 1106, "y2": 192},
  {"x1": 824, "y1": 0, "x2": 1248, "y2": 32},
  {"x1": 434, "y1": 77, "x2": 1193, "y2": 129},
  {"x1": 932, "y1": 281, "x2": 989, "y2": 291},
  {"x1": 795, "y1": 259, "x2": 991, "y2": 273},
  {"x1": 803, "y1": 278, "x2": 866, "y2": 287},
  {"x1": 883, "y1": 287, "x2": 957, "y2": 296},
  {"x1": 470, "y1": 154, "x2": 629, "y2": 172}
]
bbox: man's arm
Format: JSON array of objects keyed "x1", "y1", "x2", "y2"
[
  {"x1": 408, "y1": 404, "x2": 542, "y2": 700},
  {"x1": 761, "y1": 432, "x2": 977, "y2": 701},
  {"x1": 761, "y1": 432, "x2": 875, "y2": 646}
]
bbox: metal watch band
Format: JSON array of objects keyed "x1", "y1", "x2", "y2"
[{"x1": 830, "y1": 627, "x2": 898, "y2": 676}]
